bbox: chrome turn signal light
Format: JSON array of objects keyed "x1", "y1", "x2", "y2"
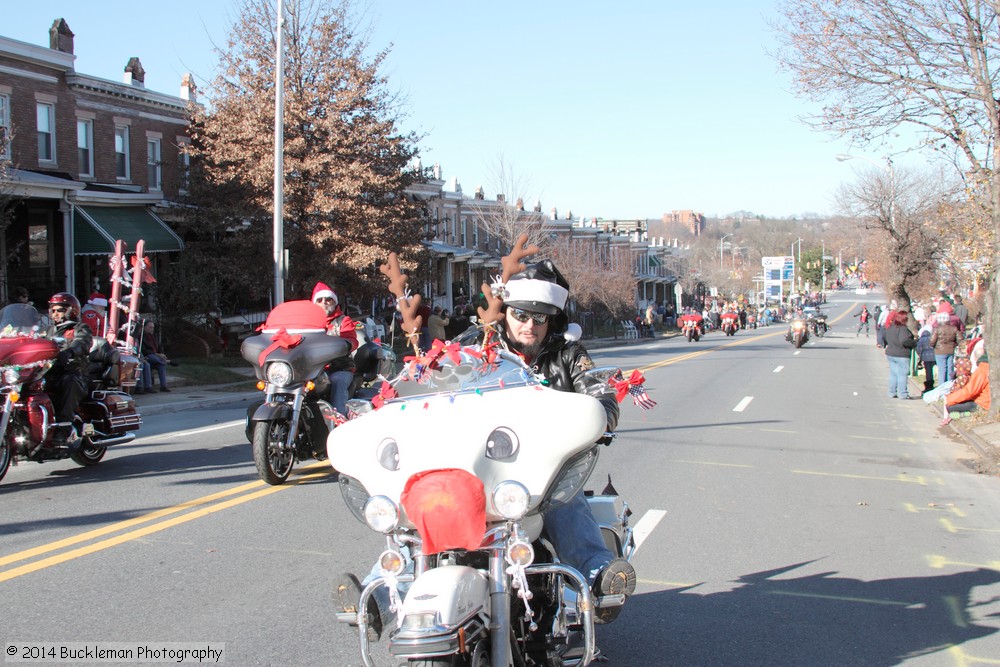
[
  {"x1": 505, "y1": 539, "x2": 534, "y2": 567},
  {"x1": 379, "y1": 549, "x2": 405, "y2": 575}
]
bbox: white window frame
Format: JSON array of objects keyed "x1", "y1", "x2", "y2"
[
  {"x1": 115, "y1": 125, "x2": 130, "y2": 181},
  {"x1": 0, "y1": 93, "x2": 10, "y2": 160},
  {"x1": 147, "y1": 137, "x2": 162, "y2": 191},
  {"x1": 36, "y1": 102, "x2": 55, "y2": 163},
  {"x1": 176, "y1": 136, "x2": 190, "y2": 194},
  {"x1": 76, "y1": 118, "x2": 94, "y2": 178}
]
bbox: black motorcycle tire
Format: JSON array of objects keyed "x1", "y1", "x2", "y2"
[
  {"x1": 253, "y1": 420, "x2": 295, "y2": 485},
  {"x1": 0, "y1": 440, "x2": 11, "y2": 482},
  {"x1": 686, "y1": 331, "x2": 693, "y2": 342},
  {"x1": 71, "y1": 441, "x2": 107, "y2": 467},
  {"x1": 795, "y1": 336, "x2": 805, "y2": 349}
]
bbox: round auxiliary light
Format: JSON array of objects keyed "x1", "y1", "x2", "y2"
[
  {"x1": 492, "y1": 480, "x2": 530, "y2": 520},
  {"x1": 363, "y1": 495, "x2": 399, "y2": 533}
]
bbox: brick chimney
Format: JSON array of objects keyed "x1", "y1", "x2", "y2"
[
  {"x1": 49, "y1": 18, "x2": 74, "y2": 54},
  {"x1": 123, "y1": 57, "x2": 145, "y2": 87},
  {"x1": 180, "y1": 73, "x2": 197, "y2": 102}
]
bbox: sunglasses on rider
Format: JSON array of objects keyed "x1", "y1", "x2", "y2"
[
  {"x1": 49, "y1": 307, "x2": 67, "y2": 313},
  {"x1": 507, "y1": 307, "x2": 549, "y2": 325}
]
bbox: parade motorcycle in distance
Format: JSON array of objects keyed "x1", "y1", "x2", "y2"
[
  {"x1": 681, "y1": 316, "x2": 702, "y2": 342},
  {"x1": 786, "y1": 317, "x2": 810, "y2": 349},
  {"x1": 0, "y1": 303, "x2": 142, "y2": 483},
  {"x1": 808, "y1": 312, "x2": 828, "y2": 338},
  {"x1": 329, "y1": 341, "x2": 635, "y2": 667},
  {"x1": 720, "y1": 316, "x2": 739, "y2": 336},
  {"x1": 242, "y1": 300, "x2": 393, "y2": 485}
]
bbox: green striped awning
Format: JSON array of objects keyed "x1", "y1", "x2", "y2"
[{"x1": 74, "y1": 206, "x2": 184, "y2": 255}]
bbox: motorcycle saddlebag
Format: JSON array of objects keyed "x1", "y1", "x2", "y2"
[{"x1": 81, "y1": 390, "x2": 142, "y2": 433}]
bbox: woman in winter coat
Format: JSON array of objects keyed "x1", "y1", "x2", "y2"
[
  {"x1": 884, "y1": 309, "x2": 917, "y2": 399},
  {"x1": 930, "y1": 312, "x2": 962, "y2": 383}
]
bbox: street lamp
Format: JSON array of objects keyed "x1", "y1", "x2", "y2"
[
  {"x1": 720, "y1": 234, "x2": 733, "y2": 270},
  {"x1": 836, "y1": 153, "x2": 896, "y2": 230}
]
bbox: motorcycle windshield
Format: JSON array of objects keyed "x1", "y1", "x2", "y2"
[
  {"x1": 392, "y1": 348, "x2": 540, "y2": 399},
  {"x1": 0, "y1": 304, "x2": 46, "y2": 338}
]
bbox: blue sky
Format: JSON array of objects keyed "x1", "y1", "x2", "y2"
[{"x1": 8, "y1": 1, "x2": 877, "y2": 220}]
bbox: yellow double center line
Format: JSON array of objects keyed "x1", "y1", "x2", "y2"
[{"x1": 0, "y1": 462, "x2": 332, "y2": 583}]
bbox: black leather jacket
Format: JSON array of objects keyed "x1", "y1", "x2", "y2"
[
  {"x1": 47, "y1": 320, "x2": 94, "y2": 374},
  {"x1": 495, "y1": 328, "x2": 620, "y2": 431}
]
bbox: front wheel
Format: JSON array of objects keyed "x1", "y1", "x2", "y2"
[
  {"x1": 71, "y1": 441, "x2": 107, "y2": 466},
  {"x1": 0, "y1": 440, "x2": 11, "y2": 482},
  {"x1": 252, "y1": 419, "x2": 295, "y2": 485}
]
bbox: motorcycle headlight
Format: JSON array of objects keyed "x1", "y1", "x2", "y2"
[
  {"x1": 793, "y1": 322, "x2": 804, "y2": 331},
  {"x1": 265, "y1": 361, "x2": 293, "y2": 387},
  {"x1": 363, "y1": 495, "x2": 399, "y2": 533},
  {"x1": 492, "y1": 480, "x2": 530, "y2": 520},
  {"x1": 2, "y1": 368, "x2": 19, "y2": 384},
  {"x1": 541, "y1": 446, "x2": 599, "y2": 511}
]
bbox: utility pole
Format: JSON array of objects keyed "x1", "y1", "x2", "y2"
[{"x1": 272, "y1": 0, "x2": 286, "y2": 306}]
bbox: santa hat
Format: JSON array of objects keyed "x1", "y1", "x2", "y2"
[
  {"x1": 88, "y1": 292, "x2": 108, "y2": 307},
  {"x1": 311, "y1": 281, "x2": 338, "y2": 306}
]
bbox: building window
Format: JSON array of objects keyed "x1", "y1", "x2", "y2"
[
  {"x1": 177, "y1": 140, "x2": 190, "y2": 193},
  {"x1": 460, "y1": 219, "x2": 467, "y2": 246},
  {"x1": 28, "y1": 224, "x2": 48, "y2": 268},
  {"x1": 77, "y1": 119, "x2": 93, "y2": 177},
  {"x1": 0, "y1": 94, "x2": 9, "y2": 160},
  {"x1": 473, "y1": 222, "x2": 479, "y2": 247},
  {"x1": 147, "y1": 138, "x2": 161, "y2": 191},
  {"x1": 115, "y1": 126, "x2": 130, "y2": 180},
  {"x1": 36, "y1": 103, "x2": 55, "y2": 162}
]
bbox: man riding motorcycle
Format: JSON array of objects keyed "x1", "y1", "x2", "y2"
[
  {"x1": 335, "y1": 259, "x2": 637, "y2": 638},
  {"x1": 44, "y1": 293, "x2": 93, "y2": 449}
]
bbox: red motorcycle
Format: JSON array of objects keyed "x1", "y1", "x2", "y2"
[
  {"x1": 0, "y1": 303, "x2": 142, "y2": 483},
  {"x1": 721, "y1": 315, "x2": 739, "y2": 336}
]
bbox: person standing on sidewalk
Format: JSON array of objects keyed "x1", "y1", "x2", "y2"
[
  {"x1": 930, "y1": 310, "x2": 961, "y2": 384},
  {"x1": 884, "y1": 309, "x2": 917, "y2": 399},
  {"x1": 916, "y1": 323, "x2": 937, "y2": 394}
]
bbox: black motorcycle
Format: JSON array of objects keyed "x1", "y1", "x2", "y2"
[
  {"x1": 241, "y1": 301, "x2": 390, "y2": 485},
  {"x1": 808, "y1": 313, "x2": 828, "y2": 338},
  {"x1": 786, "y1": 317, "x2": 810, "y2": 348}
]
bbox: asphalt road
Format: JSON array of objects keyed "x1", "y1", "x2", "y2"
[{"x1": 2, "y1": 292, "x2": 999, "y2": 666}]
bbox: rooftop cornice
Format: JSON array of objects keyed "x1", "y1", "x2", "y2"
[
  {"x1": 66, "y1": 73, "x2": 190, "y2": 113},
  {"x1": 0, "y1": 36, "x2": 75, "y2": 71}
]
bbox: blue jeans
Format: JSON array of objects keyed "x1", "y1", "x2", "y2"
[
  {"x1": 887, "y1": 356, "x2": 910, "y2": 398},
  {"x1": 542, "y1": 490, "x2": 614, "y2": 585},
  {"x1": 142, "y1": 354, "x2": 168, "y2": 390},
  {"x1": 935, "y1": 354, "x2": 954, "y2": 383},
  {"x1": 328, "y1": 370, "x2": 354, "y2": 416}
]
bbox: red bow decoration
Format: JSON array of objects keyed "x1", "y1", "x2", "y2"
[
  {"x1": 466, "y1": 339, "x2": 501, "y2": 370},
  {"x1": 371, "y1": 382, "x2": 399, "y2": 409},
  {"x1": 610, "y1": 369, "x2": 657, "y2": 410},
  {"x1": 257, "y1": 328, "x2": 303, "y2": 367},
  {"x1": 130, "y1": 256, "x2": 157, "y2": 283},
  {"x1": 403, "y1": 339, "x2": 462, "y2": 379}
]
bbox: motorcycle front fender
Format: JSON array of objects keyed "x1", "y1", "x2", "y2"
[
  {"x1": 250, "y1": 401, "x2": 294, "y2": 424},
  {"x1": 397, "y1": 565, "x2": 489, "y2": 629}
]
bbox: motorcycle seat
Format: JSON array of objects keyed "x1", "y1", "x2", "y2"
[{"x1": 87, "y1": 339, "x2": 122, "y2": 389}]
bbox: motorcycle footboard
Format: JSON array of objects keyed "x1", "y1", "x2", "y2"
[{"x1": 524, "y1": 562, "x2": 596, "y2": 666}]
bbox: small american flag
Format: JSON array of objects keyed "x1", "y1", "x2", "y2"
[{"x1": 610, "y1": 369, "x2": 657, "y2": 410}]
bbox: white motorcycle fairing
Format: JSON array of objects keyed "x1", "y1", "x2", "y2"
[{"x1": 327, "y1": 381, "x2": 607, "y2": 525}]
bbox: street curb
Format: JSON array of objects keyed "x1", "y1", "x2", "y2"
[{"x1": 946, "y1": 420, "x2": 1000, "y2": 475}]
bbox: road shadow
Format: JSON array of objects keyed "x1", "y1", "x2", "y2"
[{"x1": 598, "y1": 561, "x2": 1000, "y2": 666}]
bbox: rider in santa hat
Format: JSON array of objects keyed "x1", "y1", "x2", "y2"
[
  {"x1": 80, "y1": 291, "x2": 108, "y2": 339},
  {"x1": 312, "y1": 282, "x2": 359, "y2": 416}
]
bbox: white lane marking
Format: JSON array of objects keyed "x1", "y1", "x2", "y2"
[
  {"x1": 794, "y1": 350, "x2": 802, "y2": 355},
  {"x1": 632, "y1": 509, "x2": 667, "y2": 553},
  {"x1": 774, "y1": 366, "x2": 784, "y2": 373},
  {"x1": 141, "y1": 420, "x2": 245, "y2": 443},
  {"x1": 733, "y1": 396, "x2": 754, "y2": 412}
]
